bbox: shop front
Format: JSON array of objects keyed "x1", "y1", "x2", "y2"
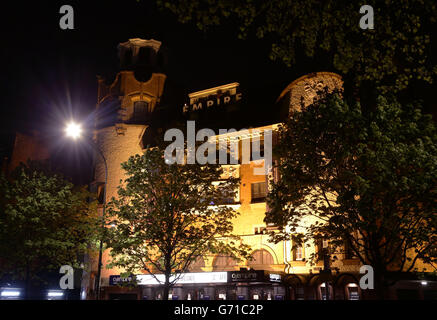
[{"x1": 108, "y1": 270, "x2": 286, "y2": 300}]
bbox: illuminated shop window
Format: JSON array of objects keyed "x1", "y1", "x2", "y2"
[
  {"x1": 320, "y1": 283, "x2": 329, "y2": 300},
  {"x1": 347, "y1": 284, "x2": 360, "y2": 300}
]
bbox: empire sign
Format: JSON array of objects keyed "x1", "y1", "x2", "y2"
[{"x1": 183, "y1": 82, "x2": 242, "y2": 113}]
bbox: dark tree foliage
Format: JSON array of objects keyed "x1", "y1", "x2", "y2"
[
  {"x1": 265, "y1": 93, "x2": 437, "y2": 297},
  {"x1": 0, "y1": 161, "x2": 99, "y2": 298},
  {"x1": 156, "y1": 0, "x2": 437, "y2": 94}
]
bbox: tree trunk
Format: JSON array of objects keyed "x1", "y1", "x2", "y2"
[
  {"x1": 374, "y1": 271, "x2": 387, "y2": 300},
  {"x1": 163, "y1": 272, "x2": 170, "y2": 300}
]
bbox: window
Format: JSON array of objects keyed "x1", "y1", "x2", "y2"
[
  {"x1": 254, "y1": 226, "x2": 266, "y2": 235},
  {"x1": 316, "y1": 238, "x2": 329, "y2": 261},
  {"x1": 344, "y1": 240, "x2": 356, "y2": 259},
  {"x1": 347, "y1": 285, "x2": 360, "y2": 300},
  {"x1": 292, "y1": 235, "x2": 304, "y2": 261},
  {"x1": 248, "y1": 249, "x2": 274, "y2": 266},
  {"x1": 213, "y1": 255, "x2": 238, "y2": 269},
  {"x1": 251, "y1": 182, "x2": 267, "y2": 203},
  {"x1": 251, "y1": 140, "x2": 264, "y2": 161},
  {"x1": 190, "y1": 256, "x2": 205, "y2": 270},
  {"x1": 132, "y1": 101, "x2": 148, "y2": 123},
  {"x1": 320, "y1": 283, "x2": 330, "y2": 300},
  {"x1": 293, "y1": 245, "x2": 304, "y2": 261}
]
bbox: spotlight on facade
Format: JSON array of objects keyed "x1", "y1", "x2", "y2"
[{"x1": 65, "y1": 122, "x2": 83, "y2": 140}]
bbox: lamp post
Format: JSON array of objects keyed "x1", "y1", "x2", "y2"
[{"x1": 65, "y1": 122, "x2": 108, "y2": 300}]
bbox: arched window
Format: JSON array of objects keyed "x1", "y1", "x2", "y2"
[
  {"x1": 213, "y1": 254, "x2": 238, "y2": 269},
  {"x1": 132, "y1": 101, "x2": 149, "y2": 123},
  {"x1": 190, "y1": 256, "x2": 205, "y2": 270},
  {"x1": 248, "y1": 249, "x2": 274, "y2": 266}
]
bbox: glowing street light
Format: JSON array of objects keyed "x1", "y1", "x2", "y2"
[
  {"x1": 65, "y1": 122, "x2": 83, "y2": 140},
  {"x1": 64, "y1": 120, "x2": 108, "y2": 300}
]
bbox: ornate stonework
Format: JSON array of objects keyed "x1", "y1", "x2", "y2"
[{"x1": 277, "y1": 72, "x2": 343, "y2": 113}]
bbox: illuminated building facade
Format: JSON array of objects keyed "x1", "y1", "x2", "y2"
[{"x1": 90, "y1": 39, "x2": 437, "y2": 300}]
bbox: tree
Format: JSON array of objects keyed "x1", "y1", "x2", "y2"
[
  {"x1": 265, "y1": 93, "x2": 437, "y2": 298},
  {"x1": 0, "y1": 161, "x2": 99, "y2": 299},
  {"x1": 105, "y1": 147, "x2": 250, "y2": 299},
  {"x1": 156, "y1": 0, "x2": 437, "y2": 94}
]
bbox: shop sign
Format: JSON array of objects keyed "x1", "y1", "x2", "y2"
[
  {"x1": 109, "y1": 275, "x2": 134, "y2": 286},
  {"x1": 176, "y1": 272, "x2": 227, "y2": 284},
  {"x1": 110, "y1": 272, "x2": 228, "y2": 286},
  {"x1": 229, "y1": 270, "x2": 264, "y2": 282},
  {"x1": 269, "y1": 274, "x2": 281, "y2": 282}
]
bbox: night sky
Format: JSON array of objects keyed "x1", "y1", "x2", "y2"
[
  {"x1": 0, "y1": 1, "x2": 304, "y2": 183},
  {"x1": 1, "y1": 1, "x2": 434, "y2": 184}
]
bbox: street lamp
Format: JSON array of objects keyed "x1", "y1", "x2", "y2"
[
  {"x1": 65, "y1": 122, "x2": 83, "y2": 140},
  {"x1": 65, "y1": 121, "x2": 108, "y2": 300}
]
